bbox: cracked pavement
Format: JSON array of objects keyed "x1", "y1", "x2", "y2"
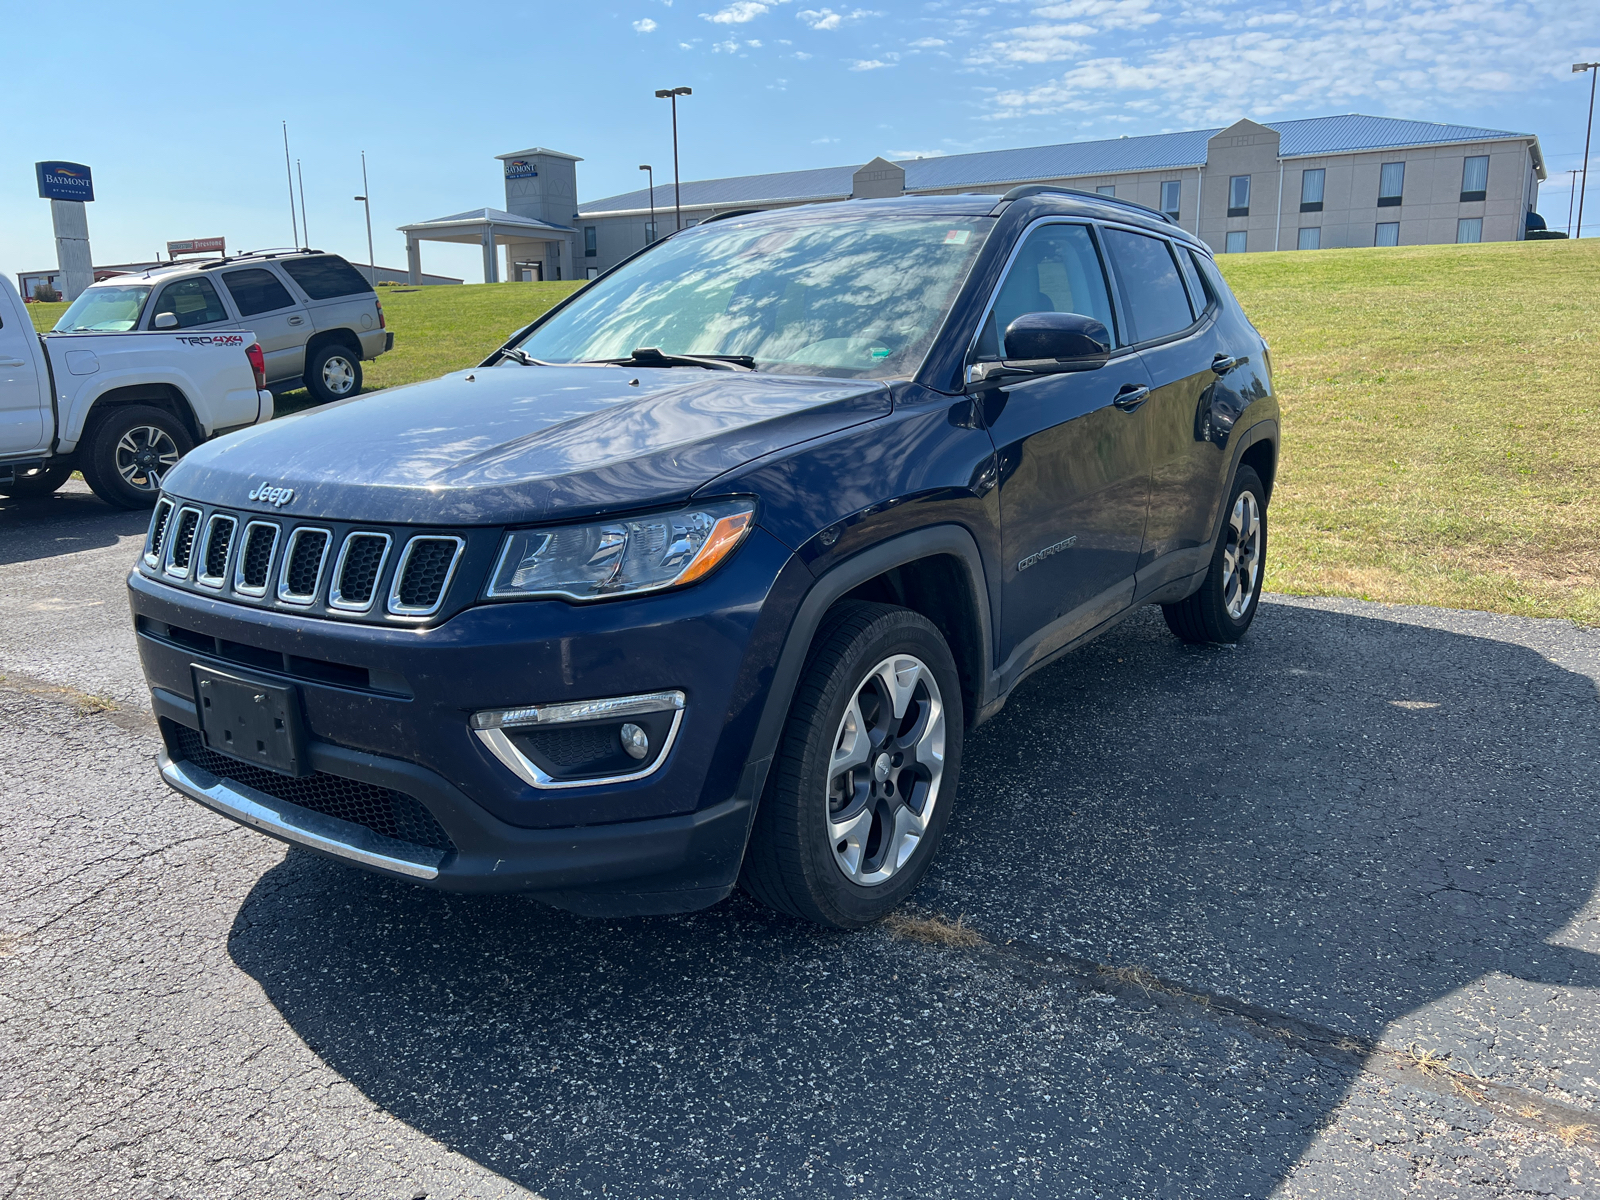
[{"x1": 3, "y1": 481, "x2": 1600, "y2": 1199}]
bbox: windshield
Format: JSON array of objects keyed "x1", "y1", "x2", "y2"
[
  {"x1": 517, "y1": 212, "x2": 992, "y2": 379},
  {"x1": 52, "y1": 284, "x2": 153, "y2": 332}
]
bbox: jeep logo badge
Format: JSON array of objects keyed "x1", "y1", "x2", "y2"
[{"x1": 248, "y1": 481, "x2": 296, "y2": 508}]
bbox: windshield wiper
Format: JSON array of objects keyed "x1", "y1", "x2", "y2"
[
  {"x1": 498, "y1": 347, "x2": 556, "y2": 366},
  {"x1": 598, "y1": 347, "x2": 756, "y2": 372}
]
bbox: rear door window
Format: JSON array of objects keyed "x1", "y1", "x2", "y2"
[
  {"x1": 151, "y1": 277, "x2": 229, "y2": 328},
  {"x1": 1175, "y1": 247, "x2": 1209, "y2": 318},
  {"x1": 280, "y1": 255, "x2": 372, "y2": 300},
  {"x1": 220, "y1": 268, "x2": 296, "y2": 316},
  {"x1": 975, "y1": 222, "x2": 1117, "y2": 358},
  {"x1": 1101, "y1": 228, "x2": 1195, "y2": 344}
]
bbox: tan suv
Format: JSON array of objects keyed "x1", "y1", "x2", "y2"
[{"x1": 74, "y1": 249, "x2": 392, "y2": 404}]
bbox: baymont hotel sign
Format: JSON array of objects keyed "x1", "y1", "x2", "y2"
[{"x1": 36, "y1": 161, "x2": 94, "y2": 203}]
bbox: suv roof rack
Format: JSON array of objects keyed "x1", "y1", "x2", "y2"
[
  {"x1": 195, "y1": 247, "x2": 322, "y2": 269},
  {"x1": 989, "y1": 184, "x2": 1177, "y2": 226}
]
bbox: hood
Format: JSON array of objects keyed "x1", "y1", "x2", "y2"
[{"x1": 163, "y1": 363, "x2": 890, "y2": 525}]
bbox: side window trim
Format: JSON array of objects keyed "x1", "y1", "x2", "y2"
[
  {"x1": 1097, "y1": 221, "x2": 1212, "y2": 351},
  {"x1": 965, "y1": 216, "x2": 1125, "y2": 364}
]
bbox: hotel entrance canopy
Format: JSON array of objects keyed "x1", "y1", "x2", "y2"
[{"x1": 397, "y1": 207, "x2": 576, "y2": 284}]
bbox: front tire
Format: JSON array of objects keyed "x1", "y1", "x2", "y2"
[
  {"x1": 79, "y1": 405, "x2": 194, "y2": 510},
  {"x1": 0, "y1": 463, "x2": 73, "y2": 499},
  {"x1": 304, "y1": 342, "x2": 363, "y2": 404},
  {"x1": 1162, "y1": 464, "x2": 1267, "y2": 644},
  {"x1": 741, "y1": 602, "x2": 964, "y2": 929}
]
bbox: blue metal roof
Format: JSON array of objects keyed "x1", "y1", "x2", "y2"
[{"x1": 578, "y1": 113, "x2": 1534, "y2": 216}]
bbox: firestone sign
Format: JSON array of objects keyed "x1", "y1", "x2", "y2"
[
  {"x1": 36, "y1": 161, "x2": 94, "y2": 203},
  {"x1": 168, "y1": 237, "x2": 226, "y2": 256}
]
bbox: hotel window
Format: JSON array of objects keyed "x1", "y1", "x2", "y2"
[
  {"x1": 1378, "y1": 162, "x2": 1404, "y2": 207},
  {"x1": 1297, "y1": 227, "x2": 1321, "y2": 251},
  {"x1": 1300, "y1": 168, "x2": 1325, "y2": 213},
  {"x1": 1461, "y1": 156, "x2": 1488, "y2": 202},
  {"x1": 1160, "y1": 179, "x2": 1181, "y2": 220},
  {"x1": 1375, "y1": 222, "x2": 1400, "y2": 247},
  {"x1": 1225, "y1": 230, "x2": 1247, "y2": 254},
  {"x1": 584, "y1": 226, "x2": 597, "y2": 257},
  {"x1": 1097, "y1": 185, "x2": 1116, "y2": 197},
  {"x1": 1456, "y1": 217, "x2": 1483, "y2": 244},
  {"x1": 644, "y1": 221, "x2": 658, "y2": 244},
  {"x1": 1228, "y1": 175, "x2": 1250, "y2": 217}
]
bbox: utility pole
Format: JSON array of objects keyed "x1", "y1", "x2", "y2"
[
  {"x1": 1575, "y1": 63, "x2": 1599, "y2": 238},
  {"x1": 640, "y1": 164, "x2": 655, "y2": 244},
  {"x1": 654, "y1": 87, "x2": 692, "y2": 230},
  {"x1": 282, "y1": 122, "x2": 298, "y2": 248},
  {"x1": 355, "y1": 152, "x2": 377, "y2": 286}
]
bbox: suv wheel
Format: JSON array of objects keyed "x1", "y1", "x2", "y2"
[
  {"x1": 741, "y1": 602, "x2": 964, "y2": 929},
  {"x1": 0, "y1": 463, "x2": 73, "y2": 499},
  {"x1": 79, "y1": 405, "x2": 194, "y2": 510},
  {"x1": 305, "y1": 343, "x2": 363, "y2": 404},
  {"x1": 1162, "y1": 464, "x2": 1267, "y2": 644}
]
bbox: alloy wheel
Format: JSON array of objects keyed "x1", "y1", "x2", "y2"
[
  {"x1": 114, "y1": 426, "x2": 180, "y2": 492},
  {"x1": 1221, "y1": 490, "x2": 1263, "y2": 619},
  {"x1": 825, "y1": 654, "x2": 946, "y2": 887},
  {"x1": 321, "y1": 355, "x2": 356, "y2": 396}
]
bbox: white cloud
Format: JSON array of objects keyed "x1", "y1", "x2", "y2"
[
  {"x1": 633, "y1": 17, "x2": 659, "y2": 31},
  {"x1": 796, "y1": 5, "x2": 876, "y2": 28},
  {"x1": 851, "y1": 57, "x2": 893, "y2": 69},
  {"x1": 891, "y1": 148, "x2": 948, "y2": 158},
  {"x1": 812, "y1": 136, "x2": 840, "y2": 143},
  {"x1": 704, "y1": 0, "x2": 768, "y2": 23},
  {"x1": 712, "y1": 36, "x2": 742, "y2": 49},
  {"x1": 968, "y1": 22, "x2": 1094, "y2": 65},
  {"x1": 1029, "y1": 0, "x2": 1159, "y2": 29},
  {"x1": 909, "y1": 37, "x2": 947, "y2": 47},
  {"x1": 748, "y1": 37, "x2": 763, "y2": 45},
  {"x1": 793, "y1": 49, "x2": 813, "y2": 57}
]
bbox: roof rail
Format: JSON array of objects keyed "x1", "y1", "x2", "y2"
[
  {"x1": 195, "y1": 247, "x2": 319, "y2": 269},
  {"x1": 989, "y1": 184, "x2": 1177, "y2": 225}
]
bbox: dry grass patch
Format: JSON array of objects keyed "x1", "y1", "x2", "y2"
[{"x1": 883, "y1": 910, "x2": 984, "y2": 948}]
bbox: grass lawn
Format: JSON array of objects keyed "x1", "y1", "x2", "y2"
[
  {"x1": 1217, "y1": 239, "x2": 1598, "y2": 624},
  {"x1": 27, "y1": 241, "x2": 1598, "y2": 622}
]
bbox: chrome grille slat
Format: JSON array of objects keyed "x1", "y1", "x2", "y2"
[
  {"x1": 162, "y1": 507, "x2": 202, "y2": 579},
  {"x1": 328, "y1": 533, "x2": 392, "y2": 612},
  {"x1": 233, "y1": 521, "x2": 280, "y2": 597},
  {"x1": 196, "y1": 515, "x2": 237, "y2": 589},
  {"x1": 388, "y1": 536, "x2": 465, "y2": 619},
  {"x1": 144, "y1": 499, "x2": 175, "y2": 568},
  {"x1": 278, "y1": 528, "x2": 332, "y2": 606}
]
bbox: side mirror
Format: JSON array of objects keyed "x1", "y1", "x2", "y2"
[
  {"x1": 1003, "y1": 311, "x2": 1111, "y2": 367},
  {"x1": 153, "y1": 312, "x2": 178, "y2": 330}
]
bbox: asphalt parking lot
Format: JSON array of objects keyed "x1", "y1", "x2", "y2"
[{"x1": 4, "y1": 481, "x2": 1600, "y2": 1200}]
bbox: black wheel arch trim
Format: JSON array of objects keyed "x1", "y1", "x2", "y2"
[{"x1": 733, "y1": 523, "x2": 995, "y2": 814}]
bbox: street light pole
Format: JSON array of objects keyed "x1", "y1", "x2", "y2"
[
  {"x1": 639, "y1": 164, "x2": 655, "y2": 244},
  {"x1": 1575, "y1": 63, "x2": 1599, "y2": 239},
  {"x1": 654, "y1": 87, "x2": 692, "y2": 230},
  {"x1": 354, "y1": 152, "x2": 376, "y2": 287}
]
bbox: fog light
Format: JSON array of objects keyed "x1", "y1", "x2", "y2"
[{"x1": 620, "y1": 723, "x2": 649, "y2": 760}]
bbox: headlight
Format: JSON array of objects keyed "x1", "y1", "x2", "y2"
[{"x1": 486, "y1": 498, "x2": 756, "y2": 602}]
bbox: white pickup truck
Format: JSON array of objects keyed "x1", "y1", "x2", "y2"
[{"x1": 0, "y1": 275, "x2": 273, "y2": 509}]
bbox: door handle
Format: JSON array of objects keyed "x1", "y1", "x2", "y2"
[
  {"x1": 0, "y1": 357, "x2": 26, "y2": 367},
  {"x1": 1112, "y1": 384, "x2": 1150, "y2": 412},
  {"x1": 288, "y1": 316, "x2": 305, "y2": 326},
  {"x1": 1211, "y1": 353, "x2": 1238, "y2": 374}
]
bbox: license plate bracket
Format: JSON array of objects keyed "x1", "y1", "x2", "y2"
[{"x1": 192, "y1": 665, "x2": 309, "y2": 777}]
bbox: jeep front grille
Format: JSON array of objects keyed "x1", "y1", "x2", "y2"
[
  {"x1": 163, "y1": 507, "x2": 201, "y2": 578},
  {"x1": 197, "y1": 515, "x2": 236, "y2": 588},
  {"x1": 388, "y1": 536, "x2": 464, "y2": 618},
  {"x1": 235, "y1": 522, "x2": 280, "y2": 596},
  {"x1": 144, "y1": 498, "x2": 175, "y2": 567},
  {"x1": 278, "y1": 528, "x2": 332, "y2": 605},
  {"x1": 329, "y1": 533, "x2": 390, "y2": 611}
]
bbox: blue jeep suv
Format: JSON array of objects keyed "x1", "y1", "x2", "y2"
[{"x1": 129, "y1": 187, "x2": 1278, "y2": 929}]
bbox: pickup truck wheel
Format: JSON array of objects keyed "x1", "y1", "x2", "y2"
[
  {"x1": 304, "y1": 344, "x2": 363, "y2": 404},
  {"x1": 741, "y1": 601, "x2": 963, "y2": 930},
  {"x1": 79, "y1": 405, "x2": 194, "y2": 510},
  {"x1": 0, "y1": 463, "x2": 73, "y2": 498},
  {"x1": 1162, "y1": 464, "x2": 1267, "y2": 644}
]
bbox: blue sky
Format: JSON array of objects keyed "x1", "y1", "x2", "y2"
[{"x1": 4, "y1": 0, "x2": 1597, "y2": 286}]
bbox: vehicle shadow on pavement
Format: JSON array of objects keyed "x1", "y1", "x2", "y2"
[
  {"x1": 229, "y1": 601, "x2": 1600, "y2": 1199},
  {"x1": 0, "y1": 485, "x2": 144, "y2": 566}
]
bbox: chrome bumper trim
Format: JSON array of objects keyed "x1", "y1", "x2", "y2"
[{"x1": 159, "y1": 751, "x2": 443, "y2": 879}]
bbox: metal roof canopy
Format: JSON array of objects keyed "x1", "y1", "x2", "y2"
[
  {"x1": 397, "y1": 207, "x2": 576, "y2": 284},
  {"x1": 578, "y1": 113, "x2": 1541, "y2": 218}
]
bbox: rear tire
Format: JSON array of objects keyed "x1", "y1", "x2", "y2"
[
  {"x1": 740, "y1": 601, "x2": 964, "y2": 930},
  {"x1": 79, "y1": 405, "x2": 194, "y2": 510},
  {"x1": 304, "y1": 342, "x2": 363, "y2": 404},
  {"x1": 0, "y1": 463, "x2": 73, "y2": 499},
  {"x1": 1162, "y1": 464, "x2": 1267, "y2": 644}
]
